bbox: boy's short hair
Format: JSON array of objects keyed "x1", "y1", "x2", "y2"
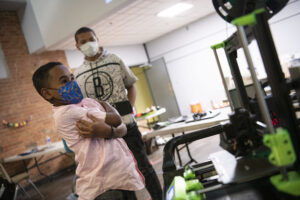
[
  {"x1": 75, "y1": 27, "x2": 96, "y2": 43},
  {"x1": 32, "y1": 62, "x2": 62, "y2": 96}
]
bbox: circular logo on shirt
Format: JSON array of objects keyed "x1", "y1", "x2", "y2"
[{"x1": 84, "y1": 71, "x2": 114, "y2": 101}]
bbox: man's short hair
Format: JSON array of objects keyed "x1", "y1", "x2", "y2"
[
  {"x1": 74, "y1": 27, "x2": 96, "y2": 43},
  {"x1": 32, "y1": 62, "x2": 62, "y2": 96}
]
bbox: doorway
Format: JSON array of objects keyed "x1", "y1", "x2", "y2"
[{"x1": 145, "y1": 58, "x2": 180, "y2": 121}]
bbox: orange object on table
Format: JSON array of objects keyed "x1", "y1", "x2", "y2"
[
  {"x1": 190, "y1": 103, "x2": 203, "y2": 113},
  {"x1": 136, "y1": 113, "x2": 142, "y2": 117}
]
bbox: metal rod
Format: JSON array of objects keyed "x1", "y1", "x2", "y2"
[
  {"x1": 196, "y1": 184, "x2": 224, "y2": 194},
  {"x1": 236, "y1": 25, "x2": 275, "y2": 134},
  {"x1": 280, "y1": 167, "x2": 289, "y2": 181},
  {"x1": 213, "y1": 48, "x2": 234, "y2": 111},
  {"x1": 237, "y1": 25, "x2": 289, "y2": 181},
  {"x1": 192, "y1": 163, "x2": 214, "y2": 172},
  {"x1": 28, "y1": 178, "x2": 45, "y2": 199}
]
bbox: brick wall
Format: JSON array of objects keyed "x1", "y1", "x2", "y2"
[{"x1": 0, "y1": 11, "x2": 74, "y2": 181}]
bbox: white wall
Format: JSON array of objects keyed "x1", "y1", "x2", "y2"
[
  {"x1": 65, "y1": 44, "x2": 148, "y2": 69},
  {"x1": 65, "y1": 50, "x2": 84, "y2": 69},
  {"x1": 269, "y1": 0, "x2": 300, "y2": 56},
  {"x1": 145, "y1": 0, "x2": 300, "y2": 116},
  {"x1": 146, "y1": 13, "x2": 236, "y2": 115},
  {"x1": 20, "y1": 0, "x2": 45, "y2": 53}
]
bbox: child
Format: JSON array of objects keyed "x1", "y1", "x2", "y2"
[{"x1": 32, "y1": 62, "x2": 144, "y2": 200}]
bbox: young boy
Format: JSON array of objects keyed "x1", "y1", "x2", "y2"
[{"x1": 32, "y1": 62, "x2": 144, "y2": 200}]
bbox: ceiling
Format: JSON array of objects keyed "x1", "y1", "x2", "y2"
[{"x1": 50, "y1": 0, "x2": 215, "y2": 50}]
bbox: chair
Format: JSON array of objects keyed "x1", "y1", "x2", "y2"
[{"x1": 0, "y1": 159, "x2": 44, "y2": 200}]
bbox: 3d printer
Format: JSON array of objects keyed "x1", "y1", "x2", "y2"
[{"x1": 163, "y1": 0, "x2": 300, "y2": 199}]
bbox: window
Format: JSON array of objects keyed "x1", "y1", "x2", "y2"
[{"x1": 0, "y1": 43, "x2": 9, "y2": 79}]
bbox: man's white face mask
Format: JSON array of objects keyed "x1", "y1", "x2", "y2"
[{"x1": 79, "y1": 41, "x2": 99, "y2": 57}]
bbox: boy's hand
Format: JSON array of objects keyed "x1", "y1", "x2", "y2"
[{"x1": 76, "y1": 113, "x2": 110, "y2": 138}]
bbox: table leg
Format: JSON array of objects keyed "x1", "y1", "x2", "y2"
[
  {"x1": 22, "y1": 160, "x2": 28, "y2": 173},
  {"x1": 173, "y1": 132, "x2": 198, "y2": 167},
  {"x1": 181, "y1": 132, "x2": 198, "y2": 165},
  {"x1": 34, "y1": 158, "x2": 51, "y2": 180},
  {"x1": 172, "y1": 133, "x2": 183, "y2": 166}
]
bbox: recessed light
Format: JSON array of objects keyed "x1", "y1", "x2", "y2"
[{"x1": 157, "y1": 3, "x2": 194, "y2": 18}]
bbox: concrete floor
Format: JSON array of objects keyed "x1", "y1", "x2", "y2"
[{"x1": 17, "y1": 134, "x2": 222, "y2": 200}]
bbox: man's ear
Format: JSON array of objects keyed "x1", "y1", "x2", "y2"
[{"x1": 41, "y1": 88, "x2": 52, "y2": 100}]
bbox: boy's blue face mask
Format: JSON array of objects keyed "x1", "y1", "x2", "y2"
[{"x1": 48, "y1": 80, "x2": 83, "y2": 104}]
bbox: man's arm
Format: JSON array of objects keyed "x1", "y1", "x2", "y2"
[
  {"x1": 116, "y1": 54, "x2": 137, "y2": 106},
  {"x1": 76, "y1": 113, "x2": 127, "y2": 138},
  {"x1": 127, "y1": 84, "x2": 137, "y2": 106}
]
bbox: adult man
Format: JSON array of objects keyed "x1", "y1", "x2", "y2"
[{"x1": 74, "y1": 27, "x2": 162, "y2": 200}]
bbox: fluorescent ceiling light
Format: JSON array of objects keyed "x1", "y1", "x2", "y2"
[{"x1": 157, "y1": 3, "x2": 194, "y2": 18}]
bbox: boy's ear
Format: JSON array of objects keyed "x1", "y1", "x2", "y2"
[
  {"x1": 40, "y1": 88, "x2": 52, "y2": 100},
  {"x1": 76, "y1": 42, "x2": 80, "y2": 50}
]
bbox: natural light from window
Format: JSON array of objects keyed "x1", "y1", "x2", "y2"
[{"x1": 0, "y1": 44, "x2": 9, "y2": 79}]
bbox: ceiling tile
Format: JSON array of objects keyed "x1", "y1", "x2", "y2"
[{"x1": 50, "y1": 0, "x2": 215, "y2": 50}]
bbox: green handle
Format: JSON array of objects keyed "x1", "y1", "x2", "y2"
[
  {"x1": 232, "y1": 8, "x2": 265, "y2": 26},
  {"x1": 211, "y1": 41, "x2": 225, "y2": 49}
]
